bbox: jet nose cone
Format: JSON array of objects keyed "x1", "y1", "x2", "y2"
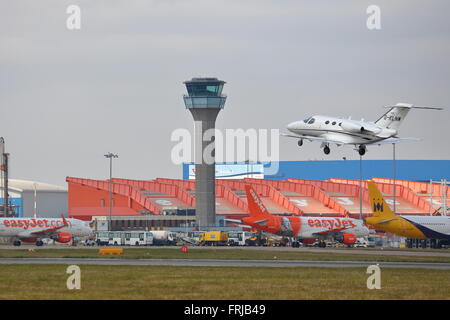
[{"x1": 287, "y1": 121, "x2": 298, "y2": 132}]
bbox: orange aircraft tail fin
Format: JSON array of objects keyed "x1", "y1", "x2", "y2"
[{"x1": 245, "y1": 185, "x2": 271, "y2": 217}]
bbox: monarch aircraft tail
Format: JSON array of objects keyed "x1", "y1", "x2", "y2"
[{"x1": 367, "y1": 181, "x2": 398, "y2": 219}]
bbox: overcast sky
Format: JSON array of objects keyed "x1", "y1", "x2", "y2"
[{"x1": 1, "y1": 0, "x2": 449, "y2": 187}]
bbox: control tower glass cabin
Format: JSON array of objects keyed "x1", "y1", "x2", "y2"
[{"x1": 183, "y1": 77, "x2": 226, "y2": 109}]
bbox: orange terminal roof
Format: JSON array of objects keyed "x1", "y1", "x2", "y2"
[{"x1": 66, "y1": 176, "x2": 441, "y2": 220}]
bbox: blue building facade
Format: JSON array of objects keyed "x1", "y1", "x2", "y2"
[
  {"x1": 0, "y1": 197, "x2": 23, "y2": 217},
  {"x1": 183, "y1": 160, "x2": 450, "y2": 182}
]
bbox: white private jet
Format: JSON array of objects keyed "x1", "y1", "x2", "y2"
[{"x1": 283, "y1": 103, "x2": 442, "y2": 156}]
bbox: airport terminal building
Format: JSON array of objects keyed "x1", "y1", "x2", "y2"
[
  {"x1": 66, "y1": 160, "x2": 449, "y2": 230},
  {"x1": 183, "y1": 160, "x2": 450, "y2": 181},
  {"x1": 0, "y1": 179, "x2": 68, "y2": 218}
]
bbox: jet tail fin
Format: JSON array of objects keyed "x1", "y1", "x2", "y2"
[
  {"x1": 375, "y1": 103, "x2": 443, "y2": 131},
  {"x1": 367, "y1": 181, "x2": 397, "y2": 219},
  {"x1": 245, "y1": 185, "x2": 271, "y2": 217},
  {"x1": 374, "y1": 103, "x2": 412, "y2": 131}
]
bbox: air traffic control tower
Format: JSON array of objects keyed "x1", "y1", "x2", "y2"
[{"x1": 183, "y1": 77, "x2": 227, "y2": 228}]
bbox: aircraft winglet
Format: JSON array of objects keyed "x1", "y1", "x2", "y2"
[{"x1": 61, "y1": 214, "x2": 68, "y2": 226}]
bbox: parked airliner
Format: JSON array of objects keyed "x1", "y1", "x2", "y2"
[
  {"x1": 284, "y1": 103, "x2": 442, "y2": 155},
  {"x1": 0, "y1": 215, "x2": 92, "y2": 246},
  {"x1": 365, "y1": 181, "x2": 450, "y2": 248}
]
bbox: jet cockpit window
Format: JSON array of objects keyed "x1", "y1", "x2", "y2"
[
  {"x1": 303, "y1": 117, "x2": 311, "y2": 124},
  {"x1": 307, "y1": 118, "x2": 315, "y2": 124}
]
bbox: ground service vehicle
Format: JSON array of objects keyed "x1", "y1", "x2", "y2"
[
  {"x1": 199, "y1": 231, "x2": 228, "y2": 246},
  {"x1": 227, "y1": 231, "x2": 258, "y2": 246},
  {"x1": 95, "y1": 231, "x2": 153, "y2": 246},
  {"x1": 355, "y1": 237, "x2": 369, "y2": 248},
  {"x1": 124, "y1": 231, "x2": 153, "y2": 246},
  {"x1": 84, "y1": 238, "x2": 96, "y2": 246},
  {"x1": 95, "y1": 232, "x2": 120, "y2": 245},
  {"x1": 151, "y1": 230, "x2": 177, "y2": 245},
  {"x1": 262, "y1": 235, "x2": 289, "y2": 247}
]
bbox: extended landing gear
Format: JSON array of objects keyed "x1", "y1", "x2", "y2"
[
  {"x1": 36, "y1": 240, "x2": 44, "y2": 246},
  {"x1": 297, "y1": 139, "x2": 303, "y2": 147},
  {"x1": 13, "y1": 240, "x2": 21, "y2": 246},
  {"x1": 318, "y1": 241, "x2": 326, "y2": 248},
  {"x1": 358, "y1": 145, "x2": 366, "y2": 156},
  {"x1": 319, "y1": 142, "x2": 331, "y2": 155}
]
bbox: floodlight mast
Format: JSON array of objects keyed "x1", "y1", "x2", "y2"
[{"x1": 104, "y1": 152, "x2": 118, "y2": 231}]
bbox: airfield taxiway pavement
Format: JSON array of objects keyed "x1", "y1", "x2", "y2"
[
  {"x1": 1, "y1": 245, "x2": 450, "y2": 257},
  {"x1": 0, "y1": 257, "x2": 449, "y2": 269}
]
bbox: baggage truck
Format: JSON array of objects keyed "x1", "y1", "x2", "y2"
[{"x1": 199, "y1": 231, "x2": 228, "y2": 246}]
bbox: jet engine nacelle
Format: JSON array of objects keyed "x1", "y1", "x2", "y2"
[
  {"x1": 336, "y1": 233, "x2": 357, "y2": 245},
  {"x1": 56, "y1": 232, "x2": 72, "y2": 243},
  {"x1": 341, "y1": 121, "x2": 381, "y2": 135}
]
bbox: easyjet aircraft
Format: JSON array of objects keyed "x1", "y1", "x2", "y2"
[
  {"x1": 283, "y1": 103, "x2": 442, "y2": 156},
  {"x1": 0, "y1": 215, "x2": 92, "y2": 246},
  {"x1": 227, "y1": 185, "x2": 369, "y2": 247},
  {"x1": 365, "y1": 181, "x2": 450, "y2": 247}
]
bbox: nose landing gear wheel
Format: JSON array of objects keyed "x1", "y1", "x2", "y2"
[
  {"x1": 13, "y1": 240, "x2": 21, "y2": 246},
  {"x1": 297, "y1": 139, "x2": 303, "y2": 147},
  {"x1": 324, "y1": 146, "x2": 330, "y2": 155}
]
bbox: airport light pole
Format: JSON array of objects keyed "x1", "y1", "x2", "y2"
[
  {"x1": 429, "y1": 180, "x2": 433, "y2": 216},
  {"x1": 392, "y1": 143, "x2": 396, "y2": 214},
  {"x1": 359, "y1": 154, "x2": 363, "y2": 220},
  {"x1": 104, "y1": 152, "x2": 118, "y2": 231}
]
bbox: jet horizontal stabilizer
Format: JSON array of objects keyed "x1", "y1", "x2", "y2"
[
  {"x1": 254, "y1": 219, "x2": 269, "y2": 225},
  {"x1": 377, "y1": 218, "x2": 399, "y2": 224},
  {"x1": 224, "y1": 218, "x2": 243, "y2": 224},
  {"x1": 383, "y1": 103, "x2": 443, "y2": 110}
]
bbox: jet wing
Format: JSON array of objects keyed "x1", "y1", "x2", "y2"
[
  {"x1": 312, "y1": 227, "x2": 351, "y2": 236},
  {"x1": 370, "y1": 137, "x2": 420, "y2": 145},
  {"x1": 281, "y1": 133, "x2": 344, "y2": 146},
  {"x1": 19, "y1": 215, "x2": 69, "y2": 238}
]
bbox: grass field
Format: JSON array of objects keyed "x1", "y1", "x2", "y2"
[
  {"x1": 0, "y1": 264, "x2": 448, "y2": 300},
  {"x1": 1, "y1": 247, "x2": 450, "y2": 263}
]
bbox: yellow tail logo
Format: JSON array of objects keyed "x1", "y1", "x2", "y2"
[
  {"x1": 367, "y1": 181, "x2": 395, "y2": 218},
  {"x1": 373, "y1": 201, "x2": 384, "y2": 213}
]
